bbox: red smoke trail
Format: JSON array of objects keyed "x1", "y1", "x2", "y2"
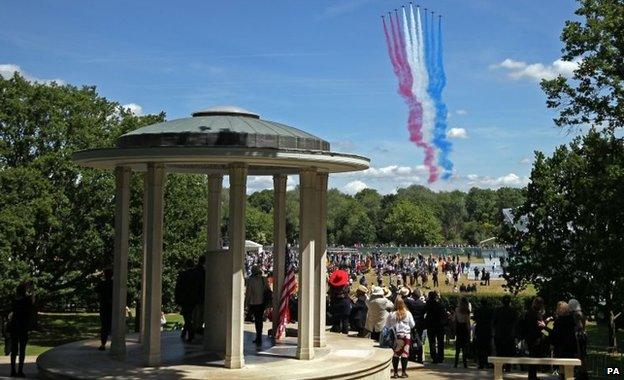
[{"x1": 384, "y1": 12, "x2": 439, "y2": 183}]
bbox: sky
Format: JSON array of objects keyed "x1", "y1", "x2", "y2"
[{"x1": 0, "y1": 0, "x2": 583, "y2": 194}]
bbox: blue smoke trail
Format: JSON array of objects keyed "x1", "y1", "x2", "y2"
[{"x1": 427, "y1": 15, "x2": 453, "y2": 179}]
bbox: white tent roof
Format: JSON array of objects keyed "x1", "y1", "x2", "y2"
[{"x1": 245, "y1": 240, "x2": 263, "y2": 249}]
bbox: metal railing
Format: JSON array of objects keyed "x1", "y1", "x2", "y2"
[{"x1": 586, "y1": 346, "x2": 623, "y2": 379}]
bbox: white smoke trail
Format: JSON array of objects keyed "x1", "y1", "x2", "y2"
[
  {"x1": 414, "y1": 5, "x2": 437, "y2": 167},
  {"x1": 401, "y1": 7, "x2": 414, "y2": 70}
]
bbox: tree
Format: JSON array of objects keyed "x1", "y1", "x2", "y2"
[
  {"x1": 0, "y1": 74, "x2": 219, "y2": 311},
  {"x1": 354, "y1": 188, "x2": 382, "y2": 227},
  {"x1": 541, "y1": 0, "x2": 624, "y2": 132},
  {"x1": 384, "y1": 201, "x2": 443, "y2": 246},
  {"x1": 248, "y1": 189, "x2": 273, "y2": 214},
  {"x1": 334, "y1": 199, "x2": 376, "y2": 245},
  {"x1": 503, "y1": 131, "x2": 624, "y2": 350},
  {"x1": 0, "y1": 73, "x2": 165, "y2": 307},
  {"x1": 245, "y1": 206, "x2": 273, "y2": 245},
  {"x1": 536, "y1": 0, "x2": 624, "y2": 349},
  {"x1": 436, "y1": 191, "x2": 468, "y2": 242},
  {"x1": 326, "y1": 189, "x2": 352, "y2": 245}
]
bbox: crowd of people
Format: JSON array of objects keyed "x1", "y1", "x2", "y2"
[
  {"x1": 242, "y1": 248, "x2": 501, "y2": 292},
  {"x1": 0, "y1": 247, "x2": 587, "y2": 379},
  {"x1": 327, "y1": 275, "x2": 589, "y2": 379}
]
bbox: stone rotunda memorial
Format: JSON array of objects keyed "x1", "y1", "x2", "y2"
[{"x1": 36, "y1": 106, "x2": 393, "y2": 379}]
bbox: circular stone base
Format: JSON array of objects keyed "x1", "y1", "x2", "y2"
[{"x1": 37, "y1": 327, "x2": 397, "y2": 379}]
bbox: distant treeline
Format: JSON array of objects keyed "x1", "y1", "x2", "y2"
[{"x1": 244, "y1": 184, "x2": 525, "y2": 247}]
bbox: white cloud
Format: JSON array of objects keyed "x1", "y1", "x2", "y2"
[
  {"x1": 447, "y1": 127, "x2": 468, "y2": 139},
  {"x1": 519, "y1": 157, "x2": 532, "y2": 164},
  {"x1": 465, "y1": 173, "x2": 529, "y2": 188},
  {"x1": 287, "y1": 176, "x2": 297, "y2": 191},
  {"x1": 456, "y1": 109, "x2": 468, "y2": 116},
  {"x1": 343, "y1": 180, "x2": 368, "y2": 194},
  {"x1": 491, "y1": 58, "x2": 581, "y2": 81},
  {"x1": 0, "y1": 63, "x2": 64, "y2": 85},
  {"x1": 335, "y1": 165, "x2": 424, "y2": 193},
  {"x1": 318, "y1": 0, "x2": 377, "y2": 20},
  {"x1": 123, "y1": 103, "x2": 144, "y2": 116},
  {"x1": 245, "y1": 176, "x2": 273, "y2": 194}
]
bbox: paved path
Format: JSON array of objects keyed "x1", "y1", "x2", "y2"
[
  {"x1": 410, "y1": 361, "x2": 559, "y2": 380},
  {"x1": 0, "y1": 356, "x2": 38, "y2": 379},
  {"x1": 0, "y1": 354, "x2": 563, "y2": 379}
]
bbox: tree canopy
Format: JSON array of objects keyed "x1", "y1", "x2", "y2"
[{"x1": 505, "y1": 0, "x2": 624, "y2": 350}]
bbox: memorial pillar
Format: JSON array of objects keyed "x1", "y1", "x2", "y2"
[
  {"x1": 224, "y1": 164, "x2": 247, "y2": 369},
  {"x1": 204, "y1": 174, "x2": 226, "y2": 352},
  {"x1": 111, "y1": 166, "x2": 131, "y2": 357},
  {"x1": 143, "y1": 163, "x2": 166, "y2": 366},
  {"x1": 140, "y1": 173, "x2": 148, "y2": 344},
  {"x1": 297, "y1": 168, "x2": 316, "y2": 360},
  {"x1": 313, "y1": 173, "x2": 328, "y2": 348},
  {"x1": 272, "y1": 174, "x2": 287, "y2": 336}
]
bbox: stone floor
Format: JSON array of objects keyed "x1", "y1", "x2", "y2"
[
  {"x1": 2, "y1": 322, "x2": 562, "y2": 380},
  {"x1": 0, "y1": 354, "x2": 562, "y2": 380},
  {"x1": 35, "y1": 323, "x2": 394, "y2": 379},
  {"x1": 414, "y1": 363, "x2": 559, "y2": 380}
]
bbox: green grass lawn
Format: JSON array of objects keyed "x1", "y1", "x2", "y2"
[{"x1": 24, "y1": 312, "x2": 184, "y2": 356}]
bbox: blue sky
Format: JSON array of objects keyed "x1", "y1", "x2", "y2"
[{"x1": 0, "y1": 0, "x2": 582, "y2": 194}]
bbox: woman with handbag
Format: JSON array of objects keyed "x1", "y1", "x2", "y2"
[{"x1": 385, "y1": 297, "x2": 415, "y2": 378}]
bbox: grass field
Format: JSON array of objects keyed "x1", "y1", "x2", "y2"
[
  {"x1": 352, "y1": 271, "x2": 536, "y2": 296},
  {"x1": 23, "y1": 312, "x2": 183, "y2": 356}
]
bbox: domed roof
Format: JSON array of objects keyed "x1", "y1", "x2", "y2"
[{"x1": 117, "y1": 105, "x2": 330, "y2": 151}]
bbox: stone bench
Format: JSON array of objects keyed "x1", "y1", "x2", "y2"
[{"x1": 488, "y1": 356, "x2": 581, "y2": 380}]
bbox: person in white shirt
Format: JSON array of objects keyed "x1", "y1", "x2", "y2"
[{"x1": 385, "y1": 297, "x2": 415, "y2": 378}]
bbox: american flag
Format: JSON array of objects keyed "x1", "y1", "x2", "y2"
[{"x1": 275, "y1": 247, "x2": 297, "y2": 340}]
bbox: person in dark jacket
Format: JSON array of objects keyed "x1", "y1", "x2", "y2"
[
  {"x1": 350, "y1": 285, "x2": 368, "y2": 336},
  {"x1": 190, "y1": 256, "x2": 206, "y2": 336},
  {"x1": 522, "y1": 297, "x2": 548, "y2": 380},
  {"x1": 96, "y1": 269, "x2": 113, "y2": 351},
  {"x1": 9, "y1": 281, "x2": 35, "y2": 378},
  {"x1": 404, "y1": 288, "x2": 426, "y2": 363},
  {"x1": 425, "y1": 291, "x2": 446, "y2": 364},
  {"x1": 547, "y1": 301, "x2": 577, "y2": 359},
  {"x1": 330, "y1": 285, "x2": 351, "y2": 334},
  {"x1": 174, "y1": 260, "x2": 196, "y2": 343},
  {"x1": 493, "y1": 295, "x2": 518, "y2": 372},
  {"x1": 473, "y1": 298, "x2": 494, "y2": 369},
  {"x1": 329, "y1": 270, "x2": 351, "y2": 335},
  {"x1": 454, "y1": 297, "x2": 471, "y2": 368},
  {"x1": 245, "y1": 266, "x2": 269, "y2": 346},
  {"x1": 568, "y1": 299, "x2": 589, "y2": 380}
]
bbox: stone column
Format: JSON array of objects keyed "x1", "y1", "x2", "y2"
[
  {"x1": 111, "y1": 166, "x2": 131, "y2": 357},
  {"x1": 225, "y1": 164, "x2": 247, "y2": 369},
  {"x1": 140, "y1": 173, "x2": 148, "y2": 344},
  {"x1": 313, "y1": 173, "x2": 328, "y2": 348},
  {"x1": 271, "y1": 174, "x2": 287, "y2": 336},
  {"x1": 297, "y1": 168, "x2": 316, "y2": 360},
  {"x1": 204, "y1": 174, "x2": 225, "y2": 352},
  {"x1": 143, "y1": 163, "x2": 166, "y2": 366}
]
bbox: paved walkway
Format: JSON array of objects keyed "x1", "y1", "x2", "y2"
[
  {"x1": 411, "y1": 361, "x2": 559, "y2": 380},
  {"x1": 0, "y1": 354, "x2": 562, "y2": 379},
  {"x1": 0, "y1": 356, "x2": 38, "y2": 379}
]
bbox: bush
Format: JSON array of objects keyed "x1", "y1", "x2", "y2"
[{"x1": 440, "y1": 292, "x2": 532, "y2": 316}]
